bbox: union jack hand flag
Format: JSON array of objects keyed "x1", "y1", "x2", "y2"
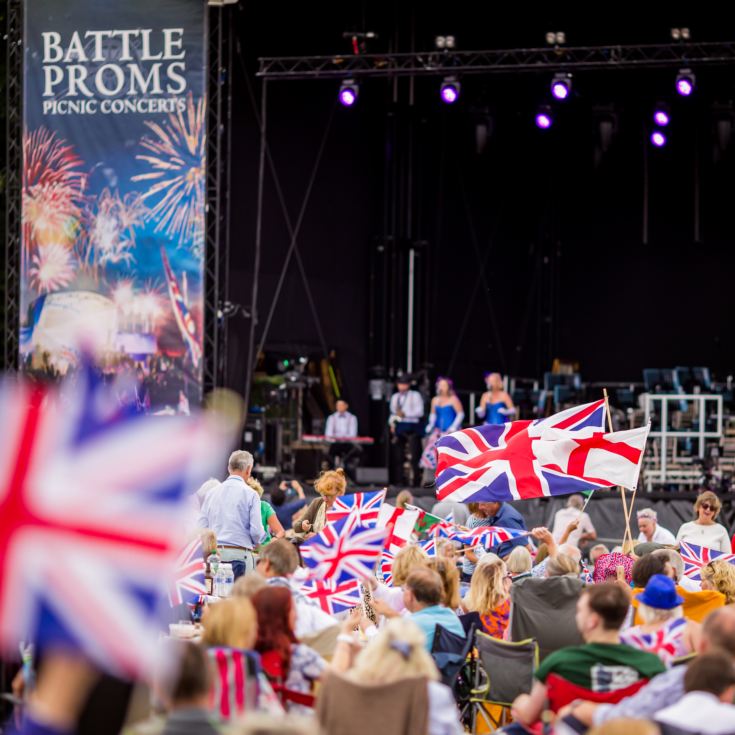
[
  {"x1": 679, "y1": 541, "x2": 735, "y2": 581},
  {"x1": 452, "y1": 525, "x2": 529, "y2": 549},
  {"x1": 299, "y1": 579, "x2": 362, "y2": 615},
  {"x1": 380, "y1": 549, "x2": 396, "y2": 585},
  {"x1": 435, "y1": 400, "x2": 647, "y2": 504},
  {"x1": 301, "y1": 516, "x2": 387, "y2": 584},
  {"x1": 420, "y1": 536, "x2": 438, "y2": 557},
  {"x1": 0, "y1": 361, "x2": 234, "y2": 677},
  {"x1": 168, "y1": 537, "x2": 207, "y2": 607},
  {"x1": 327, "y1": 489, "x2": 386, "y2": 527}
]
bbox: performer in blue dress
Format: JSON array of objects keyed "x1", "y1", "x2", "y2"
[
  {"x1": 476, "y1": 372, "x2": 515, "y2": 424},
  {"x1": 420, "y1": 377, "x2": 464, "y2": 482}
]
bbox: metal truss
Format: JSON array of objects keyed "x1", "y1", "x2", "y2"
[
  {"x1": 204, "y1": 5, "x2": 234, "y2": 395},
  {"x1": 259, "y1": 41, "x2": 735, "y2": 80},
  {"x1": 3, "y1": 0, "x2": 22, "y2": 372}
]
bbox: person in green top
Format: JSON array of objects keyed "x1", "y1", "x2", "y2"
[
  {"x1": 511, "y1": 583, "x2": 666, "y2": 727},
  {"x1": 247, "y1": 477, "x2": 285, "y2": 544}
]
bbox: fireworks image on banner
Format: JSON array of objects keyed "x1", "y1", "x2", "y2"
[
  {"x1": 132, "y1": 92, "x2": 206, "y2": 255},
  {"x1": 22, "y1": 127, "x2": 86, "y2": 266},
  {"x1": 29, "y1": 243, "x2": 76, "y2": 293},
  {"x1": 76, "y1": 189, "x2": 147, "y2": 278}
]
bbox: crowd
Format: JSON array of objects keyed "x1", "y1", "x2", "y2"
[{"x1": 7, "y1": 449, "x2": 735, "y2": 735}]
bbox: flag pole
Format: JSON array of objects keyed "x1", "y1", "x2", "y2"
[{"x1": 603, "y1": 388, "x2": 634, "y2": 548}]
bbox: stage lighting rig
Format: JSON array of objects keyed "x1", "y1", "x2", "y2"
[
  {"x1": 551, "y1": 73, "x2": 572, "y2": 101},
  {"x1": 676, "y1": 68, "x2": 696, "y2": 96},
  {"x1": 338, "y1": 79, "x2": 359, "y2": 107},
  {"x1": 653, "y1": 104, "x2": 670, "y2": 127},
  {"x1": 440, "y1": 77, "x2": 461, "y2": 104},
  {"x1": 670, "y1": 27, "x2": 691, "y2": 41},
  {"x1": 650, "y1": 131, "x2": 667, "y2": 147}
]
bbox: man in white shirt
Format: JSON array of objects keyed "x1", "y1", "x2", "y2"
[
  {"x1": 637, "y1": 508, "x2": 676, "y2": 545},
  {"x1": 551, "y1": 494, "x2": 596, "y2": 548},
  {"x1": 388, "y1": 377, "x2": 424, "y2": 485},
  {"x1": 324, "y1": 399, "x2": 361, "y2": 476},
  {"x1": 197, "y1": 450, "x2": 265, "y2": 579}
]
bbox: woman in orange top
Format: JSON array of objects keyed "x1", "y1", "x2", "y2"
[{"x1": 461, "y1": 557, "x2": 512, "y2": 638}]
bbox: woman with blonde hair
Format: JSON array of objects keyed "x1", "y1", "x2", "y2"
[
  {"x1": 462, "y1": 557, "x2": 512, "y2": 638},
  {"x1": 317, "y1": 618, "x2": 464, "y2": 735},
  {"x1": 507, "y1": 546, "x2": 533, "y2": 582},
  {"x1": 368, "y1": 545, "x2": 430, "y2": 616},
  {"x1": 701, "y1": 559, "x2": 735, "y2": 604},
  {"x1": 292, "y1": 468, "x2": 346, "y2": 538},
  {"x1": 428, "y1": 557, "x2": 462, "y2": 612},
  {"x1": 201, "y1": 597, "x2": 259, "y2": 650},
  {"x1": 675, "y1": 490, "x2": 730, "y2": 552}
]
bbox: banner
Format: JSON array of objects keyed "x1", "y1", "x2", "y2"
[{"x1": 21, "y1": 0, "x2": 207, "y2": 412}]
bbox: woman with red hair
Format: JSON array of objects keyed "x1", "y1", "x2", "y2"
[{"x1": 252, "y1": 586, "x2": 356, "y2": 714}]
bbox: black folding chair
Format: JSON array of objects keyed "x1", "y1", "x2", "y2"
[{"x1": 431, "y1": 622, "x2": 477, "y2": 727}]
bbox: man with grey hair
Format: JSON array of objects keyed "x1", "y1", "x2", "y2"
[
  {"x1": 653, "y1": 547, "x2": 701, "y2": 592},
  {"x1": 637, "y1": 507, "x2": 676, "y2": 545},
  {"x1": 197, "y1": 450, "x2": 265, "y2": 579},
  {"x1": 551, "y1": 494, "x2": 596, "y2": 548}
]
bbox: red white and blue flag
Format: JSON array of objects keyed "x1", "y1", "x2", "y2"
[
  {"x1": 0, "y1": 359, "x2": 233, "y2": 678},
  {"x1": 168, "y1": 537, "x2": 207, "y2": 607},
  {"x1": 299, "y1": 578, "x2": 362, "y2": 615},
  {"x1": 452, "y1": 525, "x2": 530, "y2": 549},
  {"x1": 301, "y1": 516, "x2": 387, "y2": 584},
  {"x1": 420, "y1": 536, "x2": 438, "y2": 557},
  {"x1": 161, "y1": 246, "x2": 201, "y2": 367},
  {"x1": 679, "y1": 541, "x2": 735, "y2": 581},
  {"x1": 380, "y1": 549, "x2": 396, "y2": 585},
  {"x1": 327, "y1": 489, "x2": 386, "y2": 527},
  {"x1": 435, "y1": 400, "x2": 648, "y2": 503}
]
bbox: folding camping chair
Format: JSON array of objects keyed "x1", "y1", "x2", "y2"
[
  {"x1": 469, "y1": 632, "x2": 539, "y2": 733},
  {"x1": 431, "y1": 622, "x2": 477, "y2": 726}
]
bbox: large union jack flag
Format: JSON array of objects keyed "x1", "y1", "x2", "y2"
[
  {"x1": 168, "y1": 537, "x2": 207, "y2": 607},
  {"x1": 0, "y1": 361, "x2": 232, "y2": 677},
  {"x1": 435, "y1": 399, "x2": 646, "y2": 503},
  {"x1": 299, "y1": 579, "x2": 362, "y2": 615},
  {"x1": 326, "y1": 489, "x2": 386, "y2": 527},
  {"x1": 679, "y1": 541, "x2": 735, "y2": 581},
  {"x1": 301, "y1": 516, "x2": 387, "y2": 584}
]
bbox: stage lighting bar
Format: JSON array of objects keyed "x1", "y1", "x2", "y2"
[
  {"x1": 338, "y1": 79, "x2": 359, "y2": 106},
  {"x1": 650, "y1": 131, "x2": 667, "y2": 147},
  {"x1": 653, "y1": 104, "x2": 670, "y2": 127}
]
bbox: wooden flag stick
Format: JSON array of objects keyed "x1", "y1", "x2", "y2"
[{"x1": 603, "y1": 388, "x2": 634, "y2": 548}]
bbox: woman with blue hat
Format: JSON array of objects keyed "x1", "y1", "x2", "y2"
[{"x1": 621, "y1": 574, "x2": 696, "y2": 666}]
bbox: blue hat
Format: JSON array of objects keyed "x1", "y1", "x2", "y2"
[{"x1": 636, "y1": 574, "x2": 684, "y2": 609}]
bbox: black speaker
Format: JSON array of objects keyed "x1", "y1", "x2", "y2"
[{"x1": 294, "y1": 448, "x2": 323, "y2": 478}]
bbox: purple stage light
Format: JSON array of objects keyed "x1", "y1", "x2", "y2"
[
  {"x1": 676, "y1": 69, "x2": 695, "y2": 97},
  {"x1": 536, "y1": 112, "x2": 553, "y2": 129},
  {"x1": 550, "y1": 73, "x2": 572, "y2": 101},
  {"x1": 551, "y1": 81, "x2": 569, "y2": 100},
  {"x1": 440, "y1": 79, "x2": 460, "y2": 104},
  {"x1": 339, "y1": 80, "x2": 359, "y2": 107},
  {"x1": 650, "y1": 131, "x2": 667, "y2": 147},
  {"x1": 654, "y1": 110, "x2": 670, "y2": 126}
]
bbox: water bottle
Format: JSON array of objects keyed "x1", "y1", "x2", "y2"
[
  {"x1": 222, "y1": 563, "x2": 234, "y2": 597},
  {"x1": 214, "y1": 566, "x2": 225, "y2": 597}
]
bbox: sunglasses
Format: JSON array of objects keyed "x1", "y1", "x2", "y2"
[{"x1": 700, "y1": 503, "x2": 716, "y2": 511}]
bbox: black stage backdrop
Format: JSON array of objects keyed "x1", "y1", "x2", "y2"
[{"x1": 227, "y1": 5, "x2": 735, "y2": 431}]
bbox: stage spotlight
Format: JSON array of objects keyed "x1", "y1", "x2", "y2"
[
  {"x1": 676, "y1": 68, "x2": 695, "y2": 97},
  {"x1": 338, "y1": 79, "x2": 359, "y2": 107},
  {"x1": 650, "y1": 131, "x2": 667, "y2": 147},
  {"x1": 551, "y1": 73, "x2": 572, "y2": 101},
  {"x1": 535, "y1": 107, "x2": 553, "y2": 129},
  {"x1": 440, "y1": 77, "x2": 461, "y2": 104},
  {"x1": 653, "y1": 108, "x2": 670, "y2": 127}
]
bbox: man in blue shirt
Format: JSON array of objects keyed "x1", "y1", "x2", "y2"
[
  {"x1": 197, "y1": 450, "x2": 265, "y2": 579},
  {"x1": 480, "y1": 501, "x2": 528, "y2": 558},
  {"x1": 404, "y1": 568, "x2": 465, "y2": 650}
]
